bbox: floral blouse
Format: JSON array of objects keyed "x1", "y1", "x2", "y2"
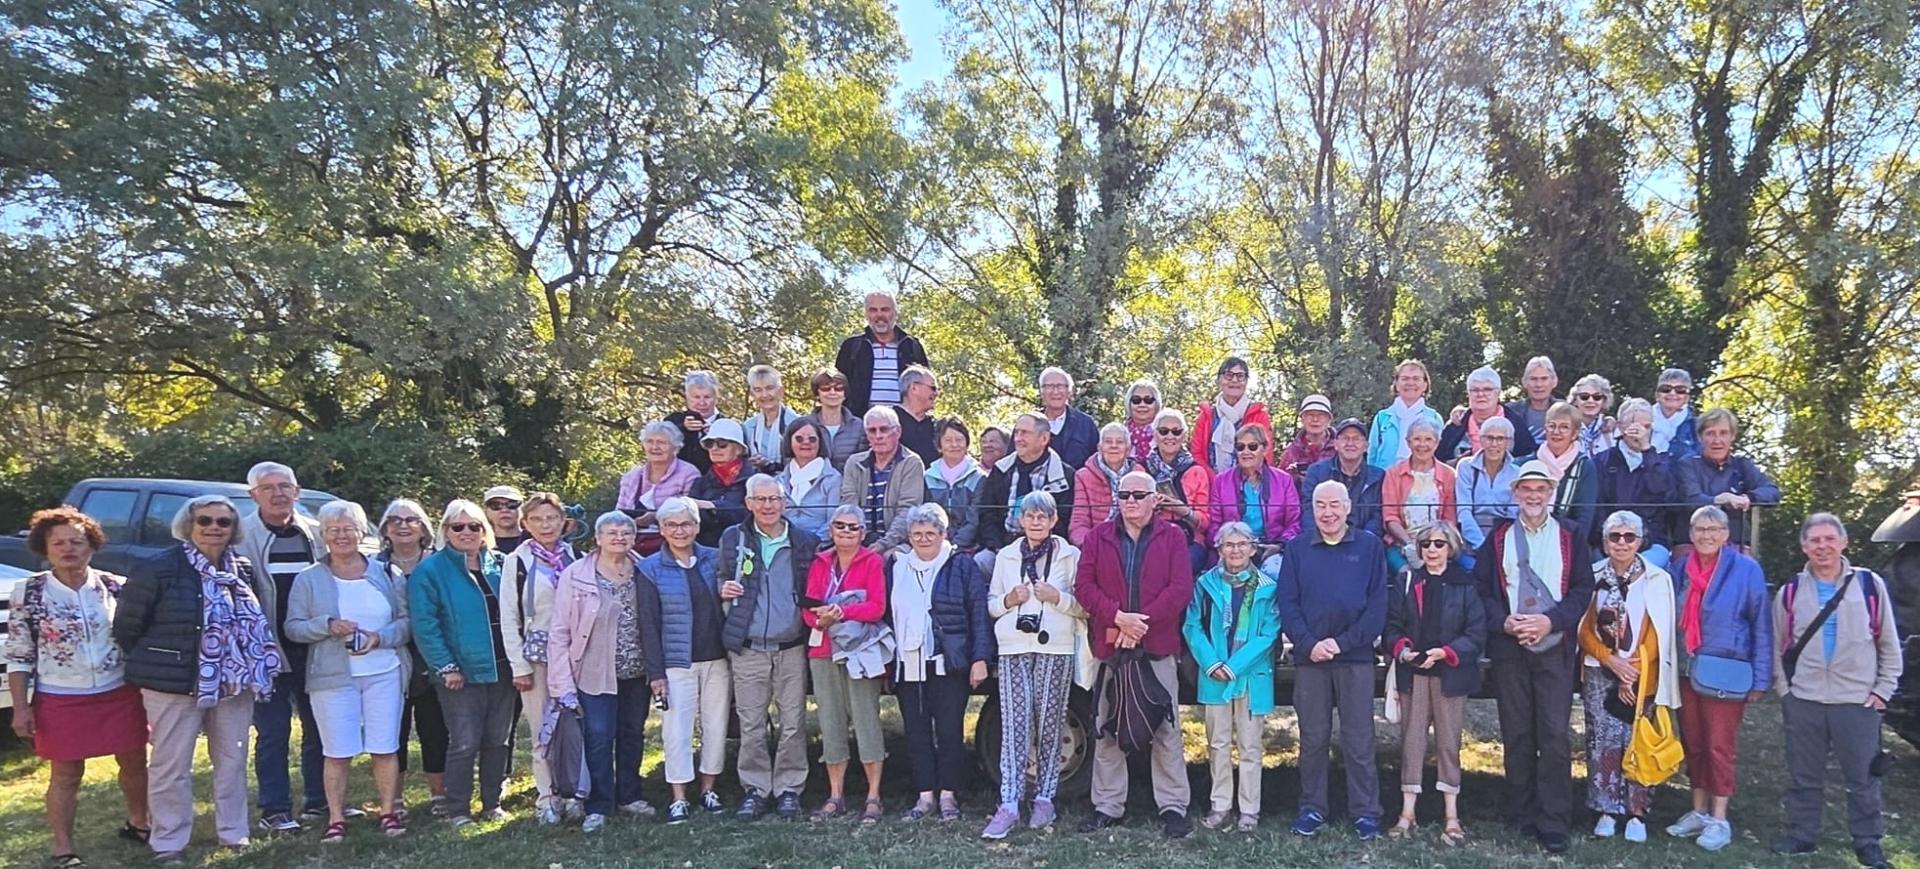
[{"x1": 4, "y1": 570, "x2": 127, "y2": 694}]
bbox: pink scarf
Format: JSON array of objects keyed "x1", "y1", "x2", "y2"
[
  {"x1": 1535, "y1": 443, "x2": 1578, "y2": 480},
  {"x1": 526, "y1": 538, "x2": 575, "y2": 584}
]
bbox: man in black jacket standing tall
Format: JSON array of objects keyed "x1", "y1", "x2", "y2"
[{"x1": 835, "y1": 291, "x2": 930, "y2": 419}]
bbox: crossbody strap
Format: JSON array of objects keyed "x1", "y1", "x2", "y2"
[{"x1": 1783, "y1": 572, "x2": 1855, "y2": 684}]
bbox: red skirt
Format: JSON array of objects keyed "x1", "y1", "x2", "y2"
[{"x1": 32, "y1": 683, "x2": 149, "y2": 762}]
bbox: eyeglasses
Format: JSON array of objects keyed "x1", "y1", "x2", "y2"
[
  {"x1": 486, "y1": 500, "x2": 521, "y2": 511},
  {"x1": 193, "y1": 515, "x2": 235, "y2": 529},
  {"x1": 1691, "y1": 524, "x2": 1728, "y2": 534},
  {"x1": 830, "y1": 521, "x2": 865, "y2": 532},
  {"x1": 1483, "y1": 434, "x2": 1511, "y2": 442},
  {"x1": 1220, "y1": 540, "x2": 1254, "y2": 550},
  {"x1": 1220, "y1": 371, "x2": 1249, "y2": 382},
  {"x1": 1606, "y1": 532, "x2": 1641, "y2": 543},
  {"x1": 1129, "y1": 395, "x2": 1157, "y2": 405},
  {"x1": 445, "y1": 522, "x2": 484, "y2": 533},
  {"x1": 661, "y1": 520, "x2": 698, "y2": 532},
  {"x1": 746, "y1": 495, "x2": 783, "y2": 504},
  {"x1": 1040, "y1": 382, "x2": 1070, "y2": 391},
  {"x1": 1574, "y1": 392, "x2": 1606, "y2": 402},
  {"x1": 1116, "y1": 490, "x2": 1153, "y2": 501},
  {"x1": 1658, "y1": 384, "x2": 1691, "y2": 395},
  {"x1": 253, "y1": 482, "x2": 297, "y2": 494},
  {"x1": 864, "y1": 426, "x2": 896, "y2": 435},
  {"x1": 1235, "y1": 443, "x2": 1264, "y2": 452},
  {"x1": 1418, "y1": 539, "x2": 1450, "y2": 550},
  {"x1": 1156, "y1": 427, "x2": 1185, "y2": 437}
]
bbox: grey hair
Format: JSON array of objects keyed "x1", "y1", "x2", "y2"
[
  {"x1": 1038, "y1": 366, "x2": 1074, "y2": 392},
  {"x1": 830, "y1": 503, "x2": 867, "y2": 528},
  {"x1": 655, "y1": 496, "x2": 702, "y2": 530},
  {"x1": 594, "y1": 510, "x2": 638, "y2": 535},
  {"x1": 906, "y1": 503, "x2": 950, "y2": 535},
  {"x1": 1412, "y1": 521, "x2": 1465, "y2": 555},
  {"x1": 436, "y1": 499, "x2": 495, "y2": 550},
  {"x1": 1213, "y1": 521, "x2": 1256, "y2": 548},
  {"x1": 862, "y1": 405, "x2": 900, "y2": 429},
  {"x1": 1118, "y1": 470, "x2": 1157, "y2": 491},
  {"x1": 1616, "y1": 397, "x2": 1654, "y2": 427},
  {"x1": 1099, "y1": 422, "x2": 1130, "y2": 442},
  {"x1": 640, "y1": 419, "x2": 685, "y2": 452},
  {"x1": 1601, "y1": 510, "x2": 1645, "y2": 538},
  {"x1": 1480, "y1": 415, "x2": 1515, "y2": 439},
  {"x1": 1690, "y1": 504, "x2": 1730, "y2": 530},
  {"x1": 745, "y1": 473, "x2": 783, "y2": 496},
  {"x1": 899, "y1": 364, "x2": 935, "y2": 394},
  {"x1": 1127, "y1": 379, "x2": 1162, "y2": 404},
  {"x1": 1800, "y1": 512, "x2": 1849, "y2": 543},
  {"x1": 171, "y1": 495, "x2": 245, "y2": 544},
  {"x1": 745, "y1": 364, "x2": 781, "y2": 388},
  {"x1": 1573, "y1": 374, "x2": 1614, "y2": 410},
  {"x1": 682, "y1": 370, "x2": 720, "y2": 393},
  {"x1": 1154, "y1": 408, "x2": 1188, "y2": 428},
  {"x1": 1013, "y1": 411, "x2": 1050, "y2": 434},
  {"x1": 1658, "y1": 367, "x2": 1693, "y2": 387},
  {"x1": 1406, "y1": 417, "x2": 1442, "y2": 440},
  {"x1": 1525, "y1": 355, "x2": 1557, "y2": 378},
  {"x1": 246, "y1": 461, "x2": 298, "y2": 488},
  {"x1": 1018, "y1": 489, "x2": 1058, "y2": 519},
  {"x1": 1311, "y1": 479, "x2": 1351, "y2": 505},
  {"x1": 1466, "y1": 366, "x2": 1503, "y2": 392},
  {"x1": 378, "y1": 499, "x2": 430, "y2": 530},
  {"x1": 316, "y1": 500, "x2": 370, "y2": 537},
  {"x1": 863, "y1": 290, "x2": 897, "y2": 306}
]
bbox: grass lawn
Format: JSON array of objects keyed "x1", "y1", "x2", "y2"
[{"x1": 2, "y1": 696, "x2": 1915, "y2": 868}]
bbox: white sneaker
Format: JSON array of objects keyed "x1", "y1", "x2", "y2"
[
  {"x1": 582, "y1": 813, "x2": 607, "y2": 834},
  {"x1": 536, "y1": 799, "x2": 561, "y2": 826},
  {"x1": 1624, "y1": 818, "x2": 1647, "y2": 843},
  {"x1": 1593, "y1": 815, "x2": 1617, "y2": 838},
  {"x1": 1697, "y1": 819, "x2": 1732, "y2": 852},
  {"x1": 1666, "y1": 811, "x2": 1709, "y2": 838},
  {"x1": 618, "y1": 800, "x2": 657, "y2": 818}
]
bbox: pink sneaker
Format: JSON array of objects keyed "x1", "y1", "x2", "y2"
[
  {"x1": 1029, "y1": 798, "x2": 1057, "y2": 829},
  {"x1": 981, "y1": 806, "x2": 1021, "y2": 840}
]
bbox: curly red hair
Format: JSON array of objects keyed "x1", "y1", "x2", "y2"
[{"x1": 27, "y1": 505, "x2": 106, "y2": 557}]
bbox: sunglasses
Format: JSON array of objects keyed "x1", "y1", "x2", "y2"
[
  {"x1": 194, "y1": 514, "x2": 235, "y2": 529},
  {"x1": 1157, "y1": 427, "x2": 1185, "y2": 437},
  {"x1": 1658, "y1": 384, "x2": 1691, "y2": 395},
  {"x1": 1574, "y1": 393, "x2": 1606, "y2": 401},
  {"x1": 445, "y1": 522, "x2": 484, "y2": 533},
  {"x1": 1116, "y1": 490, "x2": 1153, "y2": 501},
  {"x1": 1606, "y1": 532, "x2": 1641, "y2": 543},
  {"x1": 792, "y1": 435, "x2": 820, "y2": 444},
  {"x1": 385, "y1": 516, "x2": 423, "y2": 527},
  {"x1": 486, "y1": 500, "x2": 521, "y2": 511},
  {"x1": 1418, "y1": 539, "x2": 1450, "y2": 550},
  {"x1": 830, "y1": 521, "x2": 865, "y2": 532},
  {"x1": 1235, "y1": 442, "x2": 1264, "y2": 452},
  {"x1": 1129, "y1": 395, "x2": 1158, "y2": 405}
]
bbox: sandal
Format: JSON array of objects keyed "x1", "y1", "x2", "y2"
[
  {"x1": 321, "y1": 821, "x2": 348, "y2": 844},
  {"x1": 811, "y1": 797, "x2": 846, "y2": 820},
  {"x1": 1442, "y1": 817, "x2": 1467, "y2": 846},
  {"x1": 938, "y1": 794, "x2": 961, "y2": 822},
  {"x1": 117, "y1": 823, "x2": 151, "y2": 844},
  {"x1": 900, "y1": 798, "x2": 935, "y2": 821},
  {"x1": 1388, "y1": 813, "x2": 1416, "y2": 839},
  {"x1": 860, "y1": 798, "x2": 884, "y2": 825},
  {"x1": 51, "y1": 855, "x2": 86, "y2": 869},
  {"x1": 379, "y1": 812, "x2": 408, "y2": 838}
]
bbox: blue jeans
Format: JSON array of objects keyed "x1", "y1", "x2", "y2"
[
  {"x1": 580, "y1": 678, "x2": 651, "y2": 816},
  {"x1": 254, "y1": 669, "x2": 326, "y2": 815}
]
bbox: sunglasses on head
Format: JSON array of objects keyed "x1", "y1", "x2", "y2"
[
  {"x1": 1157, "y1": 427, "x2": 1185, "y2": 437},
  {"x1": 194, "y1": 514, "x2": 234, "y2": 529},
  {"x1": 1658, "y1": 384, "x2": 1690, "y2": 395},
  {"x1": 1116, "y1": 490, "x2": 1153, "y2": 501},
  {"x1": 1607, "y1": 532, "x2": 1640, "y2": 543},
  {"x1": 445, "y1": 522, "x2": 484, "y2": 533},
  {"x1": 1129, "y1": 395, "x2": 1157, "y2": 405}
]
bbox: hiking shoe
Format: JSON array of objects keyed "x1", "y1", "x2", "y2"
[
  {"x1": 536, "y1": 799, "x2": 561, "y2": 826},
  {"x1": 1666, "y1": 811, "x2": 1709, "y2": 838},
  {"x1": 1624, "y1": 818, "x2": 1647, "y2": 843},
  {"x1": 666, "y1": 800, "x2": 691, "y2": 825},
  {"x1": 581, "y1": 813, "x2": 607, "y2": 834},
  {"x1": 1857, "y1": 842, "x2": 1890, "y2": 869},
  {"x1": 257, "y1": 813, "x2": 302, "y2": 835},
  {"x1": 1079, "y1": 811, "x2": 1123, "y2": 832},
  {"x1": 981, "y1": 806, "x2": 1020, "y2": 840},
  {"x1": 700, "y1": 791, "x2": 725, "y2": 814},
  {"x1": 775, "y1": 792, "x2": 802, "y2": 820},
  {"x1": 736, "y1": 791, "x2": 767, "y2": 821},
  {"x1": 1160, "y1": 809, "x2": 1192, "y2": 839},
  {"x1": 619, "y1": 800, "x2": 657, "y2": 818},
  {"x1": 1697, "y1": 819, "x2": 1732, "y2": 852},
  {"x1": 1291, "y1": 809, "x2": 1326, "y2": 837},
  {"x1": 1028, "y1": 798, "x2": 1056, "y2": 829}
]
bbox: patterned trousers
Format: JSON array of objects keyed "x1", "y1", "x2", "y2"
[{"x1": 997, "y1": 652, "x2": 1076, "y2": 807}]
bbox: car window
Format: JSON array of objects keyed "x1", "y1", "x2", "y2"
[
  {"x1": 78, "y1": 488, "x2": 139, "y2": 545},
  {"x1": 142, "y1": 493, "x2": 189, "y2": 545}
]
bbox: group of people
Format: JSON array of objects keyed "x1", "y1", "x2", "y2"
[{"x1": 1, "y1": 291, "x2": 1898, "y2": 869}]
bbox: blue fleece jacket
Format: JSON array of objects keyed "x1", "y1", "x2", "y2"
[{"x1": 1277, "y1": 527, "x2": 1388, "y2": 666}]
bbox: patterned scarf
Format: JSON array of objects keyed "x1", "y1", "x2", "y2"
[
  {"x1": 1019, "y1": 535, "x2": 1056, "y2": 585},
  {"x1": 1144, "y1": 447, "x2": 1194, "y2": 486},
  {"x1": 183, "y1": 543, "x2": 282, "y2": 708},
  {"x1": 1221, "y1": 566, "x2": 1261, "y2": 647},
  {"x1": 1594, "y1": 557, "x2": 1643, "y2": 653},
  {"x1": 1097, "y1": 457, "x2": 1136, "y2": 523},
  {"x1": 526, "y1": 537, "x2": 575, "y2": 585}
]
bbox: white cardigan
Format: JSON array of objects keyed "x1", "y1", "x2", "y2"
[
  {"x1": 987, "y1": 536, "x2": 1095, "y2": 688},
  {"x1": 498, "y1": 541, "x2": 575, "y2": 677}
]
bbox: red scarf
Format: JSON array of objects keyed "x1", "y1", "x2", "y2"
[
  {"x1": 711, "y1": 459, "x2": 745, "y2": 487},
  {"x1": 1680, "y1": 550, "x2": 1719, "y2": 653}
]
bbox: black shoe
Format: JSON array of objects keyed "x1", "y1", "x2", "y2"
[
  {"x1": 737, "y1": 791, "x2": 766, "y2": 821},
  {"x1": 1856, "y1": 842, "x2": 1890, "y2": 869},
  {"x1": 700, "y1": 791, "x2": 725, "y2": 814},
  {"x1": 666, "y1": 800, "x2": 691, "y2": 825},
  {"x1": 1539, "y1": 831, "x2": 1570, "y2": 853},
  {"x1": 1160, "y1": 809, "x2": 1192, "y2": 839},
  {"x1": 1771, "y1": 837, "x2": 1817, "y2": 856},
  {"x1": 1079, "y1": 812, "x2": 1123, "y2": 833},
  {"x1": 257, "y1": 813, "x2": 303, "y2": 834},
  {"x1": 775, "y1": 792, "x2": 802, "y2": 820},
  {"x1": 117, "y1": 823, "x2": 151, "y2": 844}
]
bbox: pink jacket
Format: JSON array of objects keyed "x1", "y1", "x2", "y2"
[
  {"x1": 1381, "y1": 458, "x2": 1459, "y2": 533},
  {"x1": 802, "y1": 548, "x2": 887, "y2": 659},
  {"x1": 1206, "y1": 465, "x2": 1302, "y2": 545},
  {"x1": 1068, "y1": 455, "x2": 1139, "y2": 548},
  {"x1": 546, "y1": 557, "x2": 623, "y2": 700}
]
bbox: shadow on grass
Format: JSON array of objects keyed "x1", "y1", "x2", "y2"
[{"x1": 0, "y1": 698, "x2": 1910, "y2": 868}]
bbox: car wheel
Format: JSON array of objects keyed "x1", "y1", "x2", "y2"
[{"x1": 973, "y1": 685, "x2": 1096, "y2": 801}]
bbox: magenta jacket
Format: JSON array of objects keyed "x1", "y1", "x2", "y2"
[{"x1": 1206, "y1": 465, "x2": 1302, "y2": 546}]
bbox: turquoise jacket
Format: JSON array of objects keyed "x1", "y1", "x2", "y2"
[
  {"x1": 1367, "y1": 403, "x2": 1445, "y2": 470},
  {"x1": 407, "y1": 547, "x2": 507, "y2": 684},
  {"x1": 1182, "y1": 565, "x2": 1281, "y2": 714}
]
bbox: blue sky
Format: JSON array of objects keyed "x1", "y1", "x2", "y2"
[{"x1": 892, "y1": 0, "x2": 953, "y2": 97}]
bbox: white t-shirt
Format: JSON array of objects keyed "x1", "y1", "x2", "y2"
[{"x1": 334, "y1": 576, "x2": 400, "y2": 678}]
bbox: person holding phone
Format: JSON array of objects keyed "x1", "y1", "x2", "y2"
[
  {"x1": 636, "y1": 498, "x2": 733, "y2": 825},
  {"x1": 802, "y1": 505, "x2": 890, "y2": 823}
]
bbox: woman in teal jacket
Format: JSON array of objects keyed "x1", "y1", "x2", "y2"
[
  {"x1": 1182, "y1": 521, "x2": 1280, "y2": 832},
  {"x1": 405, "y1": 500, "x2": 515, "y2": 826}
]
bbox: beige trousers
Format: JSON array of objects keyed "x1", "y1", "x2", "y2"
[
  {"x1": 144, "y1": 689, "x2": 255, "y2": 853},
  {"x1": 1204, "y1": 695, "x2": 1265, "y2": 815}
]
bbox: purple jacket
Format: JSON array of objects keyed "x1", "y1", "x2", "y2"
[{"x1": 1207, "y1": 465, "x2": 1302, "y2": 546}]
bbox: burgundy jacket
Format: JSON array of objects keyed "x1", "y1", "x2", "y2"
[{"x1": 1075, "y1": 518, "x2": 1196, "y2": 660}]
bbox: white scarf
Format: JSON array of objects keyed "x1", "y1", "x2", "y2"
[
  {"x1": 1211, "y1": 394, "x2": 1251, "y2": 469},
  {"x1": 1386, "y1": 398, "x2": 1429, "y2": 462},
  {"x1": 1617, "y1": 441, "x2": 1644, "y2": 471},
  {"x1": 892, "y1": 542, "x2": 952, "y2": 655},
  {"x1": 785, "y1": 457, "x2": 827, "y2": 503},
  {"x1": 937, "y1": 456, "x2": 978, "y2": 485},
  {"x1": 1651, "y1": 405, "x2": 1688, "y2": 452}
]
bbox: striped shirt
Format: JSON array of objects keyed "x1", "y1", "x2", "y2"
[
  {"x1": 868, "y1": 339, "x2": 901, "y2": 407},
  {"x1": 864, "y1": 457, "x2": 895, "y2": 542},
  {"x1": 265, "y1": 524, "x2": 316, "y2": 649}
]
